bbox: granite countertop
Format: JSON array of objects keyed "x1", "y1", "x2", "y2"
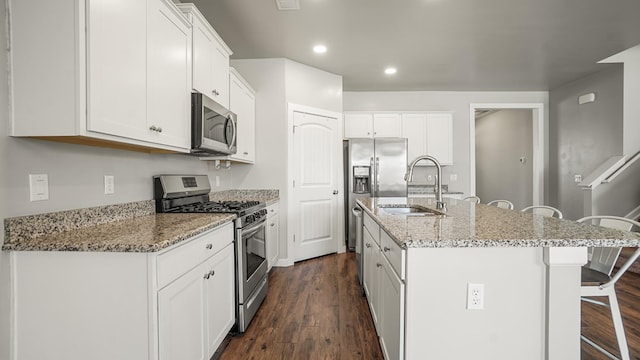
[
  {"x1": 3, "y1": 190, "x2": 279, "y2": 253},
  {"x1": 357, "y1": 197, "x2": 640, "y2": 249},
  {"x1": 2, "y1": 200, "x2": 235, "y2": 252},
  {"x1": 209, "y1": 189, "x2": 279, "y2": 205}
]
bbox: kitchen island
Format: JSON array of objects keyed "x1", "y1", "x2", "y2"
[{"x1": 357, "y1": 197, "x2": 640, "y2": 360}]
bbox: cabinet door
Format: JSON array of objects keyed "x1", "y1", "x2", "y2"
[
  {"x1": 373, "y1": 113, "x2": 402, "y2": 137},
  {"x1": 204, "y1": 244, "x2": 236, "y2": 357},
  {"x1": 426, "y1": 113, "x2": 453, "y2": 165},
  {"x1": 211, "y1": 38, "x2": 231, "y2": 109},
  {"x1": 363, "y1": 228, "x2": 380, "y2": 329},
  {"x1": 344, "y1": 113, "x2": 374, "y2": 138},
  {"x1": 147, "y1": 0, "x2": 191, "y2": 149},
  {"x1": 158, "y1": 262, "x2": 207, "y2": 360},
  {"x1": 379, "y1": 256, "x2": 405, "y2": 360},
  {"x1": 191, "y1": 15, "x2": 215, "y2": 96},
  {"x1": 401, "y1": 113, "x2": 427, "y2": 165},
  {"x1": 266, "y1": 213, "x2": 279, "y2": 271},
  {"x1": 229, "y1": 71, "x2": 256, "y2": 163},
  {"x1": 86, "y1": 0, "x2": 148, "y2": 140}
]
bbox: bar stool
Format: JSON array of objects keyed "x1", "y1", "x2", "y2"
[
  {"x1": 487, "y1": 199, "x2": 514, "y2": 210},
  {"x1": 520, "y1": 205, "x2": 563, "y2": 219},
  {"x1": 462, "y1": 196, "x2": 481, "y2": 204},
  {"x1": 576, "y1": 215, "x2": 640, "y2": 360}
]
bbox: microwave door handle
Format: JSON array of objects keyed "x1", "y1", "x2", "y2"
[{"x1": 228, "y1": 116, "x2": 237, "y2": 148}]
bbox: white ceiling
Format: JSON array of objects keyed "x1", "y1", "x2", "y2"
[{"x1": 189, "y1": 0, "x2": 640, "y2": 91}]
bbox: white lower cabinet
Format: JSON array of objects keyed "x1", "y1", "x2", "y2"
[
  {"x1": 363, "y1": 212, "x2": 405, "y2": 360},
  {"x1": 379, "y1": 255, "x2": 405, "y2": 360},
  {"x1": 265, "y1": 202, "x2": 280, "y2": 271},
  {"x1": 10, "y1": 222, "x2": 235, "y2": 360},
  {"x1": 158, "y1": 242, "x2": 235, "y2": 360},
  {"x1": 158, "y1": 261, "x2": 208, "y2": 360}
]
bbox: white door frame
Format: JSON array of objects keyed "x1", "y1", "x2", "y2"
[
  {"x1": 469, "y1": 103, "x2": 545, "y2": 206},
  {"x1": 286, "y1": 103, "x2": 345, "y2": 265}
]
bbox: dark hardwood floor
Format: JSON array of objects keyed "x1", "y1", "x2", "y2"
[
  {"x1": 221, "y1": 252, "x2": 640, "y2": 360},
  {"x1": 221, "y1": 252, "x2": 383, "y2": 360},
  {"x1": 582, "y1": 270, "x2": 640, "y2": 360}
]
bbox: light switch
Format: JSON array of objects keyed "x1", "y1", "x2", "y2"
[
  {"x1": 29, "y1": 174, "x2": 49, "y2": 201},
  {"x1": 450, "y1": 174, "x2": 458, "y2": 182}
]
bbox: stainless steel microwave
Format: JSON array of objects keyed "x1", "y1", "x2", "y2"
[{"x1": 191, "y1": 92, "x2": 237, "y2": 156}]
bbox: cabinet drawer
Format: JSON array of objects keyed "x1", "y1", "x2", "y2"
[
  {"x1": 381, "y1": 230, "x2": 405, "y2": 280},
  {"x1": 157, "y1": 222, "x2": 234, "y2": 289},
  {"x1": 363, "y1": 213, "x2": 380, "y2": 245},
  {"x1": 266, "y1": 202, "x2": 278, "y2": 219}
]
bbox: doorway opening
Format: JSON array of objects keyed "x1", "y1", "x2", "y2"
[{"x1": 469, "y1": 103, "x2": 544, "y2": 207}]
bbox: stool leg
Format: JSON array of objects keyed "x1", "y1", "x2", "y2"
[{"x1": 608, "y1": 288, "x2": 630, "y2": 360}]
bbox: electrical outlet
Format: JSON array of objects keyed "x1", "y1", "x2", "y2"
[
  {"x1": 215, "y1": 176, "x2": 220, "y2": 187},
  {"x1": 574, "y1": 174, "x2": 582, "y2": 183},
  {"x1": 467, "y1": 283, "x2": 484, "y2": 310},
  {"x1": 450, "y1": 174, "x2": 458, "y2": 182},
  {"x1": 29, "y1": 174, "x2": 49, "y2": 201},
  {"x1": 427, "y1": 175, "x2": 433, "y2": 182},
  {"x1": 104, "y1": 175, "x2": 115, "y2": 195}
]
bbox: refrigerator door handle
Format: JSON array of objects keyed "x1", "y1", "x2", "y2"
[
  {"x1": 375, "y1": 157, "x2": 380, "y2": 195},
  {"x1": 370, "y1": 156, "x2": 376, "y2": 196}
]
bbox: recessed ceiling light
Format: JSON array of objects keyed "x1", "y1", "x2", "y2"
[
  {"x1": 313, "y1": 45, "x2": 327, "y2": 54},
  {"x1": 384, "y1": 67, "x2": 397, "y2": 75}
]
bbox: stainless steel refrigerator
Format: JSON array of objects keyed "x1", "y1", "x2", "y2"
[{"x1": 343, "y1": 138, "x2": 408, "y2": 252}]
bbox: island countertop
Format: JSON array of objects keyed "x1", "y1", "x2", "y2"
[{"x1": 357, "y1": 197, "x2": 640, "y2": 248}]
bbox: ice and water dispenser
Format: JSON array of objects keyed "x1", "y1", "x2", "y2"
[{"x1": 353, "y1": 166, "x2": 370, "y2": 194}]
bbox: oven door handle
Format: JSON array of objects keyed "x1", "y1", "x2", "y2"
[{"x1": 241, "y1": 219, "x2": 266, "y2": 238}]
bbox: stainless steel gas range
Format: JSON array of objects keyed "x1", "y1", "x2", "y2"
[{"x1": 154, "y1": 175, "x2": 268, "y2": 333}]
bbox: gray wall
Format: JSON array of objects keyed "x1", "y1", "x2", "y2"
[
  {"x1": 476, "y1": 109, "x2": 533, "y2": 210},
  {"x1": 549, "y1": 66, "x2": 625, "y2": 220}
]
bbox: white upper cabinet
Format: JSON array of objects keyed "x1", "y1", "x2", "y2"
[
  {"x1": 147, "y1": 0, "x2": 192, "y2": 149},
  {"x1": 402, "y1": 112, "x2": 453, "y2": 165},
  {"x1": 211, "y1": 38, "x2": 232, "y2": 109},
  {"x1": 344, "y1": 112, "x2": 402, "y2": 138},
  {"x1": 9, "y1": 0, "x2": 192, "y2": 152},
  {"x1": 177, "y1": 3, "x2": 232, "y2": 109},
  {"x1": 229, "y1": 68, "x2": 256, "y2": 163},
  {"x1": 344, "y1": 113, "x2": 374, "y2": 138},
  {"x1": 372, "y1": 113, "x2": 402, "y2": 137}
]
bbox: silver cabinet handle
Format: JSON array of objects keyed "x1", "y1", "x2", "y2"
[
  {"x1": 149, "y1": 125, "x2": 157, "y2": 131},
  {"x1": 365, "y1": 243, "x2": 372, "y2": 248},
  {"x1": 383, "y1": 246, "x2": 391, "y2": 252},
  {"x1": 333, "y1": 190, "x2": 339, "y2": 195},
  {"x1": 204, "y1": 270, "x2": 215, "y2": 280},
  {"x1": 243, "y1": 152, "x2": 249, "y2": 155},
  {"x1": 270, "y1": 223, "x2": 275, "y2": 227},
  {"x1": 376, "y1": 263, "x2": 382, "y2": 268},
  {"x1": 206, "y1": 244, "x2": 213, "y2": 250},
  {"x1": 157, "y1": 127, "x2": 162, "y2": 133},
  {"x1": 212, "y1": 89, "x2": 220, "y2": 96}
]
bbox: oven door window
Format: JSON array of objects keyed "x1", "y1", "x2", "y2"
[{"x1": 243, "y1": 221, "x2": 266, "y2": 280}]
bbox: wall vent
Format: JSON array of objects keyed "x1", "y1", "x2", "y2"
[{"x1": 276, "y1": 0, "x2": 300, "y2": 10}]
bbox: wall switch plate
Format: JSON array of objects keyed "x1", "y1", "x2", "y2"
[
  {"x1": 427, "y1": 175, "x2": 433, "y2": 182},
  {"x1": 574, "y1": 174, "x2": 582, "y2": 183},
  {"x1": 215, "y1": 175, "x2": 220, "y2": 187},
  {"x1": 104, "y1": 175, "x2": 115, "y2": 194},
  {"x1": 29, "y1": 174, "x2": 49, "y2": 201},
  {"x1": 450, "y1": 174, "x2": 458, "y2": 182},
  {"x1": 467, "y1": 283, "x2": 484, "y2": 310}
]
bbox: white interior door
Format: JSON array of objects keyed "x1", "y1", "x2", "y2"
[{"x1": 292, "y1": 110, "x2": 341, "y2": 262}]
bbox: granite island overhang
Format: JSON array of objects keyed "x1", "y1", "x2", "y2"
[{"x1": 356, "y1": 197, "x2": 640, "y2": 360}]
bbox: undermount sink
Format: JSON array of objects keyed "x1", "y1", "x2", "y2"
[{"x1": 377, "y1": 204, "x2": 446, "y2": 217}]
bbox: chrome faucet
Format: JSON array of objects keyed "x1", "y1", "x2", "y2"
[{"x1": 405, "y1": 155, "x2": 447, "y2": 211}]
